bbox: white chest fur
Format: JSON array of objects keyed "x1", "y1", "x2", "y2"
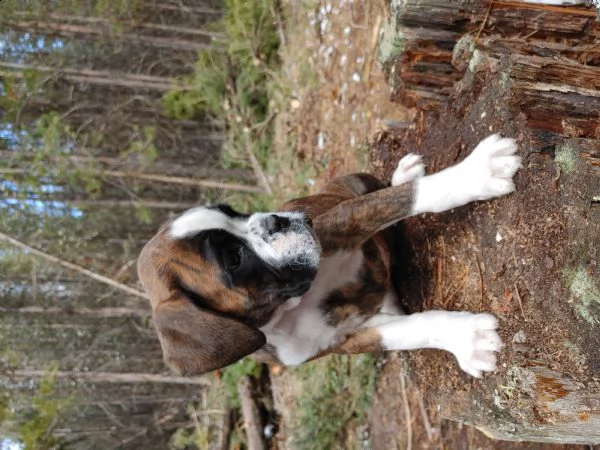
[{"x1": 260, "y1": 250, "x2": 368, "y2": 365}]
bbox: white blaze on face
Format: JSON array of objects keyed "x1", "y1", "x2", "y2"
[
  {"x1": 169, "y1": 207, "x2": 247, "y2": 239},
  {"x1": 168, "y1": 207, "x2": 321, "y2": 269}
]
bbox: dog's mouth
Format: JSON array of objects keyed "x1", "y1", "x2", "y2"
[
  {"x1": 279, "y1": 280, "x2": 312, "y2": 298},
  {"x1": 256, "y1": 257, "x2": 317, "y2": 304}
]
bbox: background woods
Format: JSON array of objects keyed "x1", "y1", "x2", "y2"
[{"x1": 0, "y1": 0, "x2": 272, "y2": 448}]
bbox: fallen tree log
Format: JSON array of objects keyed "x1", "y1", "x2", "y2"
[
  {"x1": 371, "y1": 0, "x2": 600, "y2": 445},
  {"x1": 238, "y1": 376, "x2": 266, "y2": 450}
]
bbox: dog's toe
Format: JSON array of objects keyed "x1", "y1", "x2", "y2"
[
  {"x1": 491, "y1": 155, "x2": 522, "y2": 179},
  {"x1": 392, "y1": 153, "x2": 425, "y2": 186},
  {"x1": 448, "y1": 313, "x2": 503, "y2": 377},
  {"x1": 473, "y1": 135, "x2": 517, "y2": 157},
  {"x1": 458, "y1": 349, "x2": 498, "y2": 378}
]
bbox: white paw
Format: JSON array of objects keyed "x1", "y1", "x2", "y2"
[
  {"x1": 410, "y1": 135, "x2": 521, "y2": 215},
  {"x1": 392, "y1": 153, "x2": 425, "y2": 186},
  {"x1": 457, "y1": 134, "x2": 521, "y2": 202},
  {"x1": 445, "y1": 312, "x2": 503, "y2": 378}
]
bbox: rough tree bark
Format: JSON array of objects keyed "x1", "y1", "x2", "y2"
[
  {"x1": 373, "y1": 0, "x2": 600, "y2": 445},
  {"x1": 1, "y1": 167, "x2": 263, "y2": 193},
  {"x1": 0, "y1": 61, "x2": 191, "y2": 91},
  {"x1": 4, "y1": 20, "x2": 213, "y2": 52}
]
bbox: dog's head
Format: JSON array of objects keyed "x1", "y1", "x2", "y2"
[{"x1": 138, "y1": 204, "x2": 320, "y2": 375}]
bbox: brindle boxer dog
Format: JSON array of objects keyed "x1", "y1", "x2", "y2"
[{"x1": 138, "y1": 134, "x2": 521, "y2": 377}]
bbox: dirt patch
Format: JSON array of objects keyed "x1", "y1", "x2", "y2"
[{"x1": 275, "y1": 0, "x2": 412, "y2": 192}]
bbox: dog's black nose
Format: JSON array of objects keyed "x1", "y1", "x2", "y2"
[{"x1": 265, "y1": 214, "x2": 290, "y2": 234}]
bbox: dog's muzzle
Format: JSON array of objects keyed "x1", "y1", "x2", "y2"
[{"x1": 247, "y1": 212, "x2": 320, "y2": 270}]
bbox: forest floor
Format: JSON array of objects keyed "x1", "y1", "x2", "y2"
[{"x1": 269, "y1": 1, "x2": 599, "y2": 449}]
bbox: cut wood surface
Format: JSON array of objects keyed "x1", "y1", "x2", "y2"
[{"x1": 372, "y1": 0, "x2": 600, "y2": 445}]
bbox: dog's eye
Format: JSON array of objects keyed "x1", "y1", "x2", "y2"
[{"x1": 224, "y1": 247, "x2": 243, "y2": 270}]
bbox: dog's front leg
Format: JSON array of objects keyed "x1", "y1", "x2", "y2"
[
  {"x1": 410, "y1": 134, "x2": 521, "y2": 215},
  {"x1": 313, "y1": 180, "x2": 417, "y2": 250},
  {"x1": 338, "y1": 311, "x2": 502, "y2": 377},
  {"x1": 315, "y1": 135, "x2": 520, "y2": 250}
]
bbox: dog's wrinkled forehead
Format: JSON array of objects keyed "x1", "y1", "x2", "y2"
[
  {"x1": 167, "y1": 205, "x2": 319, "y2": 271},
  {"x1": 169, "y1": 205, "x2": 248, "y2": 240}
]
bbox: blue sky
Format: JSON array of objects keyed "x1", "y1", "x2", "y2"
[
  {"x1": 0, "y1": 33, "x2": 84, "y2": 220},
  {"x1": 0, "y1": 35, "x2": 76, "y2": 449},
  {"x1": 0, "y1": 122, "x2": 83, "y2": 218},
  {"x1": 0, "y1": 439, "x2": 23, "y2": 450}
]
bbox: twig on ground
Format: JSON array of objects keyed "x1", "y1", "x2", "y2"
[
  {"x1": 436, "y1": 236, "x2": 446, "y2": 306},
  {"x1": 243, "y1": 133, "x2": 273, "y2": 195},
  {"x1": 237, "y1": 376, "x2": 266, "y2": 450},
  {"x1": 417, "y1": 393, "x2": 434, "y2": 441},
  {"x1": 399, "y1": 372, "x2": 412, "y2": 450},
  {"x1": 514, "y1": 282, "x2": 526, "y2": 321},
  {"x1": 443, "y1": 264, "x2": 471, "y2": 308},
  {"x1": 476, "y1": 0, "x2": 494, "y2": 41},
  {"x1": 475, "y1": 252, "x2": 485, "y2": 304},
  {"x1": 216, "y1": 406, "x2": 232, "y2": 450}
]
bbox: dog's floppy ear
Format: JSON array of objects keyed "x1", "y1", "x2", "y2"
[{"x1": 153, "y1": 293, "x2": 266, "y2": 376}]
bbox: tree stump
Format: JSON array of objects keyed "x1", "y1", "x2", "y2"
[{"x1": 371, "y1": 0, "x2": 600, "y2": 444}]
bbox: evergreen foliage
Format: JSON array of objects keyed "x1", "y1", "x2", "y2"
[
  {"x1": 162, "y1": 0, "x2": 281, "y2": 171},
  {"x1": 0, "y1": 0, "x2": 293, "y2": 447},
  {"x1": 293, "y1": 354, "x2": 378, "y2": 449},
  {"x1": 1, "y1": 367, "x2": 70, "y2": 450},
  {"x1": 0, "y1": 1, "x2": 246, "y2": 447}
]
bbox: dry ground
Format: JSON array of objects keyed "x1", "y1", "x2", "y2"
[{"x1": 272, "y1": 0, "x2": 412, "y2": 194}]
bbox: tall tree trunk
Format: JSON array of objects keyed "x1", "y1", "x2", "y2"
[
  {"x1": 9, "y1": 369, "x2": 210, "y2": 386},
  {"x1": 0, "y1": 61, "x2": 191, "y2": 91},
  {"x1": 150, "y1": 3, "x2": 222, "y2": 16},
  {"x1": 0, "y1": 306, "x2": 151, "y2": 317},
  {"x1": 8, "y1": 13, "x2": 224, "y2": 38},
  {"x1": 1, "y1": 167, "x2": 263, "y2": 193},
  {"x1": 0, "y1": 150, "x2": 254, "y2": 184},
  {"x1": 3, "y1": 19, "x2": 214, "y2": 52},
  {"x1": 0, "y1": 231, "x2": 148, "y2": 300}
]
